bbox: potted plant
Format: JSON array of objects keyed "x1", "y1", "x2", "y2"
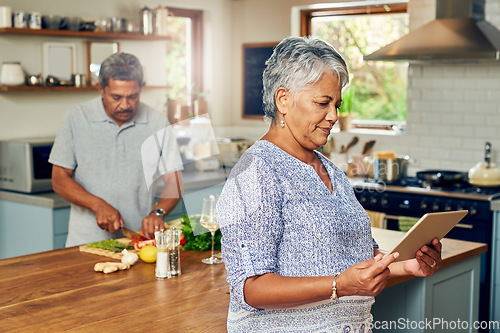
[{"x1": 338, "y1": 85, "x2": 355, "y2": 131}]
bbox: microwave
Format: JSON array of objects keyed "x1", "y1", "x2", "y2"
[{"x1": 0, "y1": 137, "x2": 54, "y2": 193}]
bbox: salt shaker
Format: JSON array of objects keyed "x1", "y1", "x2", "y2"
[{"x1": 155, "y1": 230, "x2": 171, "y2": 279}]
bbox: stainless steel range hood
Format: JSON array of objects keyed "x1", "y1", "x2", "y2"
[{"x1": 364, "y1": 0, "x2": 500, "y2": 62}]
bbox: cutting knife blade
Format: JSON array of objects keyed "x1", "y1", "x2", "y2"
[{"x1": 121, "y1": 226, "x2": 149, "y2": 240}]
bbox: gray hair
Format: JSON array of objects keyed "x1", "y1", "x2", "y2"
[
  {"x1": 262, "y1": 36, "x2": 349, "y2": 122},
  {"x1": 98, "y1": 53, "x2": 144, "y2": 89}
]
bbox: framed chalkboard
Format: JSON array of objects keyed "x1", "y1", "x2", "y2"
[{"x1": 242, "y1": 42, "x2": 278, "y2": 119}]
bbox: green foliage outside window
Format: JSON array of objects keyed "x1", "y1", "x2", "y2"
[
  {"x1": 312, "y1": 13, "x2": 408, "y2": 122},
  {"x1": 165, "y1": 17, "x2": 189, "y2": 102}
]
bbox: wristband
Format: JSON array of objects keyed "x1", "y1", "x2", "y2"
[{"x1": 330, "y1": 275, "x2": 338, "y2": 302}]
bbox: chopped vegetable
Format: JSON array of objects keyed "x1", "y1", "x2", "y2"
[
  {"x1": 180, "y1": 215, "x2": 222, "y2": 251},
  {"x1": 131, "y1": 238, "x2": 156, "y2": 251},
  {"x1": 86, "y1": 239, "x2": 133, "y2": 253}
]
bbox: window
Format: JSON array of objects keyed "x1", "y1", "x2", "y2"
[
  {"x1": 301, "y1": 3, "x2": 408, "y2": 130},
  {"x1": 165, "y1": 8, "x2": 203, "y2": 105}
]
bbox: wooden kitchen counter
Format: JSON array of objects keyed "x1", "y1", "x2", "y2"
[
  {"x1": 0, "y1": 229, "x2": 487, "y2": 331},
  {"x1": 372, "y1": 227, "x2": 488, "y2": 287},
  {"x1": 0, "y1": 248, "x2": 229, "y2": 332}
]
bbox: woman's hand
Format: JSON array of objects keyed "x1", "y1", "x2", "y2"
[
  {"x1": 403, "y1": 238, "x2": 442, "y2": 277},
  {"x1": 337, "y1": 252, "x2": 399, "y2": 298}
]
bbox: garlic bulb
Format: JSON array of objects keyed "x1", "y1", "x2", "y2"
[{"x1": 121, "y1": 249, "x2": 139, "y2": 266}]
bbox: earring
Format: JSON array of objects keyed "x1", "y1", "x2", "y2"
[{"x1": 280, "y1": 120, "x2": 285, "y2": 128}]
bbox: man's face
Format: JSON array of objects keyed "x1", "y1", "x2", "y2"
[{"x1": 98, "y1": 79, "x2": 141, "y2": 126}]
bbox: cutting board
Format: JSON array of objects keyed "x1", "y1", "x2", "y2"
[{"x1": 79, "y1": 238, "x2": 132, "y2": 260}]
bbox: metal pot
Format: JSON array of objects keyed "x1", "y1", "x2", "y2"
[
  {"x1": 374, "y1": 155, "x2": 410, "y2": 183},
  {"x1": 468, "y1": 142, "x2": 500, "y2": 187}
]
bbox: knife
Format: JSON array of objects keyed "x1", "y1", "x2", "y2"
[{"x1": 121, "y1": 226, "x2": 149, "y2": 240}]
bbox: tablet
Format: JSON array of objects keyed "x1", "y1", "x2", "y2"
[{"x1": 384, "y1": 210, "x2": 468, "y2": 262}]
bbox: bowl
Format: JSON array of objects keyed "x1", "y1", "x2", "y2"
[{"x1": 42, "y1": 15, "x2": 62, "y2": 30}]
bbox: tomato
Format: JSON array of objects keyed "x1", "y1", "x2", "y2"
[
  {"x1": 131, "y1": 238, "x2": 156, "y2": 251},
  {"x1": 180, "y1": 233, "x2": 186, "y2": 245}
]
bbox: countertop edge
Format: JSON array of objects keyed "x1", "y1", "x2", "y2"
[{"x1": 372, "y1": 227, "x2": 488, "y2": 288}]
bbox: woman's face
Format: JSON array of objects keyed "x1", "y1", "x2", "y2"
[{"x1": 281, "y1": 71, "x2": 341, "y2": 151}]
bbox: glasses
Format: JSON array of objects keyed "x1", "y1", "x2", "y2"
[{"x1": 200, "y1": 195, "x2": 223, "y2": 264}]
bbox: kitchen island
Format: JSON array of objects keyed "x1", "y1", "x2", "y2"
[
  {"x1": 0, "y1": 167, "x2": 230, "y2": 259},
  {"x1": 0, "y1": 229, "x2": 486, "y2": 331}
]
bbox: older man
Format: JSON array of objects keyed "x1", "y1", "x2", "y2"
[{"x1": 50, "y1": 53, "x2": 183, "y2": 246}]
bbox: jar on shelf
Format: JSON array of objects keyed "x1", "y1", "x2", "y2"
[{"x1": 0, "y1": 62, "x2": 25, "y2": 86}]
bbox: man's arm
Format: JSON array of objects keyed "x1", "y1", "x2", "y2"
[
  {"x1": 141, "y1": 171, "x2": 184, "y2": 238},
  {"x1": 52, "y1": 165, "x2": 123, "y2": 233}
]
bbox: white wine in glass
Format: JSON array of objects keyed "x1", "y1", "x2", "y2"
[{"x1": 200, "y1": 195, "x2": 223, "y2": 264}]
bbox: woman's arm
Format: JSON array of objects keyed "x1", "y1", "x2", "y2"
[{"x1": 244, "y1": 253, "x2": 398, "y2": 309}]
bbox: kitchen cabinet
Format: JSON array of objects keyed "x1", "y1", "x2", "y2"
[
  {"x1": 0, "y1": 27, "x2": 170, "y2": 92},
  {"x1": 371, "y1": 228, "x2": 485, "y2": 333},
  {"x1": 489, "y1": 207, "x2": 500, "y2": 324},
  {"x1": 0, "y1": 191, "x2": 70, "y2": 259}
]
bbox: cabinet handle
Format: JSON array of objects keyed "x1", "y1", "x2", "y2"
[{"x1": 453, "y1": 223, "x2": 473, "y2": 229}]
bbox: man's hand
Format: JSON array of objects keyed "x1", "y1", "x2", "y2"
[
  {"x1": 142, "y1": 214, "x2": 165, "y2": 239},
  {"x1": 94, "y1": 201, "x2": 124, "y2": 233},
  {"x1": 337, "y1": 252, "x2": 399, "y2": 298}
]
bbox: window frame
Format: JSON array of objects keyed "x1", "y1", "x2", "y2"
[
  {"x1": 300, "y1": 2, "x2": 408, "y2": 131},
  {"x1": 167, "y1": 7, "x2": 204, "y2": 98}
]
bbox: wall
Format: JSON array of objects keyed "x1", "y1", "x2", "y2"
[
  {"x1": 224, "y1": 0, "x2": 500, "y2": 174},
  {"x1": 2, "y1": 0, "x2": 500, "y2": 174},
  {"x1": 0, "y1": 0, "x2": 232, "y2": 140}
]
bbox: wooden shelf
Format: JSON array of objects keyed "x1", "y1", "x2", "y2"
[
  {"x1": 0, "y1": 27, "x2": 171, "y2": 41},
  {"x1": 0, "y1": 85, "x2": 169, "y2": 92}
]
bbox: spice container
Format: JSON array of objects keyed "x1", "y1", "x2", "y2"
[
  {"x1": 153, "y1": 6, "x2": 169, "y2": 36},
  {"x1": 140, "y1": 7, "x2": 153, "y2": 35},
  {"x1": 155, "y1": 230, "x2": 171, "y2": 279},
  {"x1": 167, "y1": 229, "x2": 182, "y2": 276}
]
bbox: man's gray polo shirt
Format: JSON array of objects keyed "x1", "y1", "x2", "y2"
[{"x1": 49, "y1": 97, "x2": 182, "y2": 246}]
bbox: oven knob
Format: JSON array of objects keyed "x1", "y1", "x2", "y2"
[
  {"x1": 432, "y1": 202, "x2": 440, "y2": 211},
  {"x1": 359, "y1": 194, "x2": 367, "y2": 204},
  {"x1": 469, "y1": 205, "x2": 478, "y2": 216},
  {"x1": 444, "y1": 202, "x2": 453, "y2": 211},
  {"x1": 370, "y1": 196, "x2": 378, "y2": 205},
  {"x1": 381, "y1": 197, "x2": 389, "y2": 208},
  {"x1": 420, "y1": 201, "x2": 428, "y2": 210}
]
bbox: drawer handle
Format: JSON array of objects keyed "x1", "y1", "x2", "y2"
[{"x1": 453, "y1": 223, "x2": 473, "y2": 229}]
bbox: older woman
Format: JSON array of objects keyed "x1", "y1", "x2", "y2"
[{"x1": 216, "y1": 36, "x2": 442, "y2": 332}]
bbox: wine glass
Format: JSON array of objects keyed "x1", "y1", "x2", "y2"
[{"x1": 200, "y1": 195, "x2": 223, "y2": 264}]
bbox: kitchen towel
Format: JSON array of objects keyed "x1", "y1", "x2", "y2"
[
  {"x1": 398, "y1": 216, "x2": 420, "y2": 232},
  {"x1": 366, "y1": 210, "x2": 386, "y2": 229}
]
